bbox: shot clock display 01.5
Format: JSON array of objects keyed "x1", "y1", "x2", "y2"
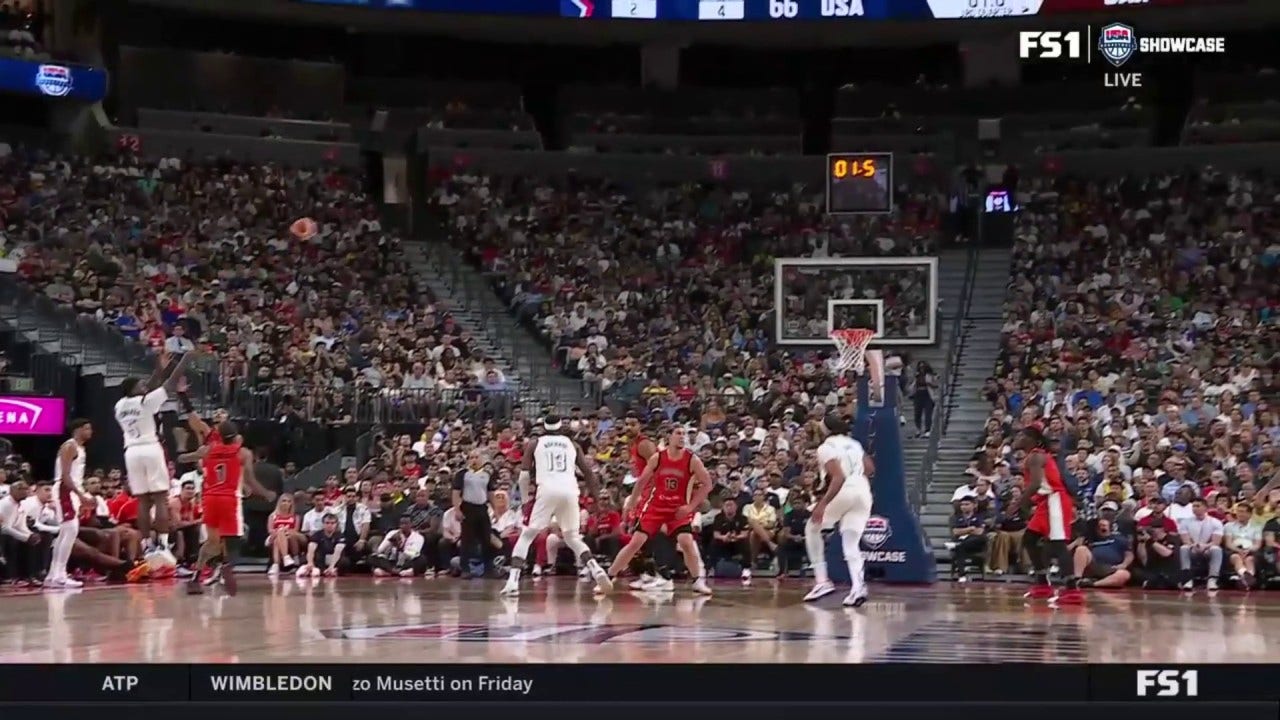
[{"x1": 825, "y1": 152, "x2": 893, "y2": 215}]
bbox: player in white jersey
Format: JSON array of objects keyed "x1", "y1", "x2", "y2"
[
  {"x1": 501, "y1": 415, "x2": 611, "y2": 596},
  {"x1": 114, "y1": 349, "x2": 196, "y2": 562},
  {"x1": 804, "y1": 413, "x2": 875, "y2": 607},
  {"x1": 48, "y1": 418, "x2": 94, "y2": 588}
]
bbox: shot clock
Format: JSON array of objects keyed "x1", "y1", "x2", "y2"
[{"x1": 825, "y1": 152, "x2": 893, "y2": 215}]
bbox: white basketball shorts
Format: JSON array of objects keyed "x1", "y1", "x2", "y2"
[
  {"x1": 817, "y1": 482, "x2": 872, "y2": 535},
  {"x1": 125, "y1": 443, "x2": 170, "y2": 496},
  {"x1": 527, "y1": 490, "x2": 580, "y2": 533}
]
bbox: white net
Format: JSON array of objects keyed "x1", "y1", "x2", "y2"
[{"x1": 829, "y1": 328, "x2": 876, "y2": 375}]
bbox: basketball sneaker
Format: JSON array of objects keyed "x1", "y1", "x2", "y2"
[
  {"x1": 648, "y1": 577, "x2": 675, "y2": 592},
  {"x1": 499, "y1": 578, "x2": 520, "y2": 596},
  {"x1": 1023, "y1": 584, "x2": 1056, "y2": 600},
  {"x1": 842, "y1": 590, "x2": 868, "y2": 608},
  {"x1": 125, "y1": 561, "x2": 151, "y2": 584},
  {"x1": 46, "y1": 576, "x2": 84, "y2": 589},
  {"x1": 691, "y1": 577, "x2": 712, "y2": 595},
  {"x1": 629, "y1": 573, "x2": 659, "y2": 590},
  {"x1": 203, "y1": 564, "x2": 224, "y2": 586},
  {"x1": 803, "y1": 581, "x2": 836, "y2": 602}
]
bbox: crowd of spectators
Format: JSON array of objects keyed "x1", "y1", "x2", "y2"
[
  {"x1": 0, "y1": 1, "x2": 43, "y2": 61},
  {"x1": 951, "y1": 168, "x2": 1280, "y2": 591},
  {"x1": 432, "y1": 171, "x2": 942, "y2": 410},
  {"x1": 0, "y1": 147, "x2": 521, "y2": 432}
]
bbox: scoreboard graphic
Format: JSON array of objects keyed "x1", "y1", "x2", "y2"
[{"x1": 296, "y1": 0, "x2": 1225, "y2": 20}]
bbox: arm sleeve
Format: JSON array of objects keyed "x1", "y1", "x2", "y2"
[{"x1": 142, "y1": 387, "x2": 169, "y2": 414}]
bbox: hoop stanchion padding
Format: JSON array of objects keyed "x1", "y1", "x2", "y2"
[{"x1": 824, "y1": 374, "x2": 937, "y2": 585}]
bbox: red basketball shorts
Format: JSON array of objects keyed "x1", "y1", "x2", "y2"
[
  {"x1": 202, "y1": 495, "x2": 243, "y2": 537},
  {"x1": 637, "y1": 507, "x2": 693, "y2": 537}
]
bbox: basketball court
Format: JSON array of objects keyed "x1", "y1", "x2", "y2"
[{"x1": 2, "y1": 577, "x2": 1278, "y2": 664}]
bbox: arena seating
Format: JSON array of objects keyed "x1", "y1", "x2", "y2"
[
  {"x1": 958, "y1": 168, "x2": 1280, "y2": 587},
  {"x1": 0, "y1": 1, "x2": 43, "y2": 60},
  {"x1": 429, "y1": 169, "x2": 942, "y2": 408},
  {"x1": 0, "y1": 149, "x2": 521, "y2": 427}
]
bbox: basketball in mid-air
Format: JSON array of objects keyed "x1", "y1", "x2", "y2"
[{"x1": 290, "y1": 217, "x2": 318, "y2": 240}]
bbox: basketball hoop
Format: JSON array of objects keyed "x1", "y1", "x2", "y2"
[{"x1": 829, "y1": 328, "x2": 876, "y2": 375}]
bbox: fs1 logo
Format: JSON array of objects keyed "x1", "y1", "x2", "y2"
[
  {"x1": 1136, "y1": 670, "x2": 1199, "y2": 698},
  {"x1": 1018, "y1": 31, "x2": 1083, "y2": 60},
  {"x1": 34, "y1": 65, "x2": 73, "y2": 97}
]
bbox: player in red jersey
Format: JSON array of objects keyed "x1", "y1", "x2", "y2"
[
  {"x1": 622, "y1": 413, "x2": 666, "y2": 588},
  {"x1": 1017, "y1": 423, "x2": 1081, "y2": 604},
  {"x1": 605, "y1": 426, "x2": 713, "y2": 595},
  {"x1": 178, "y1": 421, "x2": 275, "y2": 595}
]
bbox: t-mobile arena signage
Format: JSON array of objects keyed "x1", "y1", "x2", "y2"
[{"x1": 0, "y1": 395, "x2": 67, "y2": 435}]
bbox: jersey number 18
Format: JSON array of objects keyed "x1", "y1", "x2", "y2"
[{"x1": 540, "y1": 449, "x2": 568, "y2": 473}]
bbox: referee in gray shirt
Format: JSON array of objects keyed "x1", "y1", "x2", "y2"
[{"x1": 452, "y1": 451, "x2": 495, "y2": 576}]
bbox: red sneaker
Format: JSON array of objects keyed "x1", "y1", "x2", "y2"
[
  {"x1": 1054, "y1": 589, "x2": 1086, "y2": 605},
  {"x1": 84, "y1": 571, "x2": 104, "y2": 583},
  {"x1": 1023, "y1": 585, "x2": 1056, "y2": 600}
]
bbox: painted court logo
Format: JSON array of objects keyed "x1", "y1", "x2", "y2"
[
  {"x1": 1098, "y1": 23, "x2": 1137, "y2": 67},
  {"x1": 861, "y1": 516, "x2": 892, "y2": 550},
  {"x1": 323, "y1": 623, "x2": 846, "y2": 643}
]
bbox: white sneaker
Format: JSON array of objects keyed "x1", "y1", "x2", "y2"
[
  {"x1": 174, "y1": 566, "x2": 195, "y2": 579},
  {"x1": 203, "y1": 565, "x2": 225, "y2": 586},
  {"x1": 372, "y1": 568, "x2": 388, "y2": 578},
  {"x1": 46, "y1": 577, "x2": 83, "y2": 589},
  {"x1": 804, "y1": 581, "x2": 836, "y2": 602},
  {"x1": 499, "y1": 580, "x2": 520, "y2": 597},
  {"x1": 630, "y1": 573, "x2": 657, "y2": 590},
  {"x1": 648, "y1": 577, "x2": 675, "y2": 592},
  {"x1": 842, "y1": 590, "x2": 867, "y2": 608},
  {"x1": 267, "y1": 564, "x2": 280, "y2": 577},
  {"x1": 531, "y1": 565, "x2": 543, "y2": 578},
  {"x1": 741, "y1": 568, "x2": 752, "y2": 585},
  {"x1": 1207, "y1": 577, "x2": 1219, "y2": 591},
  {"x1": 399, "y1": 569, "x2": 415, "y2": 578},
  {"x1": 1179, "y1": 579, "x2": 1194, "y2": 591},
  {"x1": 592, "y1": 568, "x2": 614, "y2": 594},
  {"x1": 578, "y1": 566, "x2": 593, "y2": 583},
  {"x1": 282, "y1": 556, "x2": 298, "y2": 570},
  {"x1": 692, "y1": 577, "x2": 713, "y2": 595}
]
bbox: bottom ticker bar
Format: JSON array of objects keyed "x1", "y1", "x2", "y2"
[
  {"x1": 0, "y1": 664, "x2": 1276, "y2": 703},
  {"x1": 0, "y1": 703, "x2": 1276, "y2": 720}
]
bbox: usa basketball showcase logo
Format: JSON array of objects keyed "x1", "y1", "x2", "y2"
[
  {"x1": 1098, "y1": 23, "x2": 1137, "y2": 67},
  {"x1": 34, "y1": 65, "x2": 73, "y2": 97},
  {"x1": 861, "y1": 516, "x2": 892, "y2": 550}
]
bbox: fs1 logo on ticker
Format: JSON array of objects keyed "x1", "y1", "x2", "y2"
[
  {"x1": 1136, "y1": 670, "x2": 1199, "y2": 698},
  {"x1": 1020, "y1": 24, "x2": 1225, "y2": 88}
]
